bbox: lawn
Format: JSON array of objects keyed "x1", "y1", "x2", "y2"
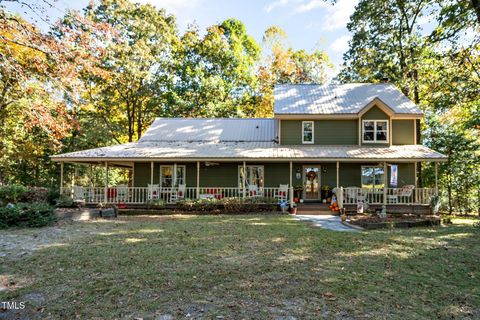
[{"x1": 1, "y1": 214, "x2": 479, "y2": 319}]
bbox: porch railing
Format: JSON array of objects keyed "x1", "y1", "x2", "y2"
[
  {"x1": 63, "y1": 186, "x2": 290, "y2": 204},
  {"x1": 342, "y1": 187, "x2": 436, "y2": 206}
]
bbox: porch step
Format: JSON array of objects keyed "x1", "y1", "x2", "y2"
[{"x1": 296, "y1": 203, "x2": 334, "y2": 215}]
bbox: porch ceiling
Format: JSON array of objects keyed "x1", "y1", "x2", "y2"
[{"x1": 51, "y1": 142, "x2": 447, "y2": 163}]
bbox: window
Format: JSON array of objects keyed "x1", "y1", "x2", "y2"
[
  {"x1": 362, "y1": 120, "x2": 389, "y2": 143},
  {"x1": 160, "y1": 165, "x2": 186, "y2": 187},
  {"x1": 302, "y1": 121, "x2": 314, "y2": 144},
  {"x1": 238, "y1": 165, "x2": 264, "y2": 187},
  {"x1": 361, "y1": 166, "x2": 385, "y2": 189}
]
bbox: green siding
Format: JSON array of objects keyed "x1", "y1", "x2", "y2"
[
  {"x1": 339, "y1": 163, "x2": 362, "y2": 187},
  {"x1": 392, "y1": 120, "x2": 415, "y2": 145},
  {"x1": 132, "y1": 161, "x2": 416, "y2": 189},
  {"x1": 280, "y1": 120, "x2": 302, "y2": 144},
  {"x1": 361, "y1": 105, "x2": 390, "y2": 146},
  {"x1": 281, "y1": 120, "x2": 357, "y2": 145},
  {"x1": 264, "y1": 163, "x2": 290, "y2": 187},
  {"x1": 361, "y1": 105, "x2": 390, "y2": 120},
  {"x1": 199, "y1": 163, "x2": 239, "y2": 187}
]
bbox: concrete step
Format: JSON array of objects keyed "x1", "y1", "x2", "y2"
[{"x1": 296, "y1": 203, "x2": 335, "y2": 215}]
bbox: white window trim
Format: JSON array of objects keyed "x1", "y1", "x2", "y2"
[
  {"x1": 238, "y1": 165, "x2": 265, "y2": 187},
  {"x1": 160, "y1": 165, "x2": 186, "y2": 188},
  {"x1": 302, "y1": 121, "x2": 314, "y2": 144},
  {"x1": 362, "y1": 120, "x2": 389, "y2": 143},
  {"x1": 361, "y1": 165, "x2": 385, "y2": 189}
]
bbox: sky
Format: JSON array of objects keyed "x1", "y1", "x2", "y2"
[{"x1": 7, "y1": 0, "x2": 359, "y2": 77}]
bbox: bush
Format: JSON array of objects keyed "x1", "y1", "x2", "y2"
[
  {"x1": 47, "y1": 188, "x2": 61, "y2": 205},
  {"x1": 145, "y1": 199, "x2": 166, "y2": 209},
  {"x1": 176, "y1": 197, "x2": 279, "y2": 214},
  {"x1": 0, "y1": 184, "x2": 28, "y2": 204},
  {"x1": 55, "y1": 195, "x2": 74, "y2": 208},
  {"x1": 0, "y1": 202, "x2": 56, "y2": 229},
  {"x1": 177, "y1": 198, "x2": 220, "y2": 212},
  {"x1": 22, "y1": 187, "x2": 49, "y2": 203}
]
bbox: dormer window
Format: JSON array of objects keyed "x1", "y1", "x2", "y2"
[
  {"x1": 362, "y1": 120, "x2": 388, "y2": 143},
  {"x1": 302, "y1": 121, "x2": 314, "y2": 144}
]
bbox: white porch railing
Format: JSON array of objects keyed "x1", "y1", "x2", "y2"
[
  {"x1": 342, "y1": 187, "x2": 436, "y2": 206},
  {"x1": 63, "y1": 186, "x2": 290, "y2": 204}
]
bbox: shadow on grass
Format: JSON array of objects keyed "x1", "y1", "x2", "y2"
[{"x1": 1, "y1": 215, "x2": 479, "y2": 319}]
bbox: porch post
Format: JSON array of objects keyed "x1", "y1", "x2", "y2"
[
  {"x1": 173, "y1": 163, "x2": 177, "y2": 188},
  {"x1": 435, "y1": 162, "x2": 438, "y2": 196},
  {"x1": 383, "y1": 161, "x2": 388, "y2": 206},
  {"x1": 196, "y1": 161, "x2": 200, "y2": 199},
  {"x1": 242, "y1": 161, "x2": 246, "y2": 198},
  {"x1": 336, "y1": 161, "x2": 339, "y2": 188},
  {"x1": 60, "y1": 162, "x2": 64, "y2": 194},
  {"x1": 289, "y1": 161, "x2": 293, "y2": 204},
  {"x1": 414, "y1": 162, "x2": 418, "y2": 188},
  {"x1": 104, "y1": 161, "x2": 108, "y2": 203},
  {"x1": 150, "y1": 162, "x2": 154, "y2": 186}
]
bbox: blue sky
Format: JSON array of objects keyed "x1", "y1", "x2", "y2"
[{"x1": 8, "y1": 0, "x2": 358, "y2": 77}]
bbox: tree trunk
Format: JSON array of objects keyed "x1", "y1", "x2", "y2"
[{"x1": 472, "y1": 0, "x2": 480, "y2": 24}]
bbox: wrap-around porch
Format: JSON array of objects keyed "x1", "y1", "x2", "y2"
[{"x1": 60, "y1": 160, "x2": 440, "y2": 209}]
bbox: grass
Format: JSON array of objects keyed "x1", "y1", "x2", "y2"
[{"x1": 1, "y1": 214, "x2": 479, "y2": 319}]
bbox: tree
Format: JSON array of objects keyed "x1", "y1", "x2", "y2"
[
  {"x1": 256, "y1": 26, "x2": 333, "y2": 117},
  {"x1": 62, "y1": 0, "x2": 179, "y2": 142},
  {"x1": 169, "y1": 19, "x2": 261, "y2": 118},
  {"x1": 339, "y1": 0, "x2": 480, "y2": 214}
]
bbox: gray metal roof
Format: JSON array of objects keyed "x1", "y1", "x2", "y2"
[
  {"x1": 139, "y1": 118, "x2": 277, "y2": 142},
  {"x1": 52, "y1": 143, "x2": 447, "y2": 161},
  {"x1": 274, "y1": 83, "x2": 423, "y2": 115}
]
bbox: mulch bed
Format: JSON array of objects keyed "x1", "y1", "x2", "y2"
[{"x1": 349, "y1": 214, "x2": 441, "y2": 229}]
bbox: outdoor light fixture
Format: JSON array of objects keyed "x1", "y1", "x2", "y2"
[
  {"x1": 295, "y1": 168, "x2": 301, "y2": 180},
  {"x1": 323, "y1": 167, "x2": 327, "y2": 173}
]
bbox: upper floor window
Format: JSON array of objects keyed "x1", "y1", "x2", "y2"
[
  {"x1": 362, "y1": 120, "x2": 388, "y2": 143},
  {"x1": 302, "y1": 121, "x2": 314, "y2": 144}
]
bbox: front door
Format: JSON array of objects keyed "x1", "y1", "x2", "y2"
[{"x1": 303, "y1": 166, "x2": 321, "y2": 201}]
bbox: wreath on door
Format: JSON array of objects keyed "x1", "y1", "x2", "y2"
[{"x1": 306, "y1": 170, "x2": 317, "y2": 181}]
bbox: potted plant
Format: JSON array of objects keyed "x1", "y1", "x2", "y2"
[
  {"x1": 290, "y1": 203, "x2": 297, "y2": 215},
  {"x1": 321, "y1": 185, "x2": 331, "y2": 201},
  {"x1": 293, "y1": 185, "x2": 303, "y2": 203}
]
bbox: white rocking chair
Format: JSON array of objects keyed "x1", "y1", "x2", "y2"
[{"x1": 275, "y1": 184, "x2": 289, "y2": 202}]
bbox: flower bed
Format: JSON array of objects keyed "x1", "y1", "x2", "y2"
[{"x1": 349, "y1": 214, "x2": 441, "y2": 229}]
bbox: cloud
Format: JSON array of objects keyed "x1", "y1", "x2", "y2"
[
  {"x1": 321, "y1": 0, "x2": 358, "y2": 30},
  {"x1": 264, "y1": 0, "x2": 292, "y2": 13},
  {"x1": 295, "y1": 0, "x2": 328, "y2": 13},
  {"x1": 329, "y1": 35, "x2": 351, "y2": 53}
]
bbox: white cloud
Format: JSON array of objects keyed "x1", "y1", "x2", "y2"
[
  {"x1": 295, "y1": 0, "x2": 328, "y2": 13},
  {"x1": 329, "y1": 35, "x2": 350, "y2": 53},
  {"x1": 264, "y1": 0, "x2": 291, "y2": 13},
  {"x1": 321, "y1": 0, "x2": 358, "y2": 31}
]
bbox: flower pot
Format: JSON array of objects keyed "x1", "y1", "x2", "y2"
[
  {"x1": 341, "y1": 214, "x2": 347, "y2": 222},
  {"x1": 290, "y1": 207, "x2": 297, "y2": 215}
]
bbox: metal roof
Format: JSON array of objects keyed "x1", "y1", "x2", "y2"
[
  {"x1": 274, "y1": 83, "x2": 423, "y2": 115},
  {"x1": 139, "y1": 118, "x2": 277, "y2": 142},
  {"x1": 51, "y1": 143, "x2": 447, "y2": 162}
]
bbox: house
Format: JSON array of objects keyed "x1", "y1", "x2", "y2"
[{"x1": 52, "y1": 83, "x2": 447, "y2": 211}]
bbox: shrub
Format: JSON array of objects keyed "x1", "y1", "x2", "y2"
[
  {"x1": 0, "y1": 184, "x2": 28, "y2": 204},
  {"x1": 55, "y1": 195, "x2": 74, "y2": 208},
  {"x1": 176, "y1": 197, "x2": 279, "y2": 214},
  {"x1": 0, "y1": 202, "x2": 56, "y2": 229},
  {"x1": 47, "y1": 188, "x2": 61, "y2": 205},
  {"x1": 145, "y1": 199, "x2": 166, "y2": 209},
  {"x1": 22, "y1": 187, "x2": 50, "y2": 203},
  {"x1": 177, "y1": 198, "x2": 220, "y2": 212}
]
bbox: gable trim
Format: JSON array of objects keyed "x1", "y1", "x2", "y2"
[{"x1": 358, "y1": 97, "x2": 396, "y2": 117}]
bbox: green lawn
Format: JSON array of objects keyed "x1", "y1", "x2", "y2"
[{"x1": 1, "y1": 214, "x2": 479, "y2": 319}]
